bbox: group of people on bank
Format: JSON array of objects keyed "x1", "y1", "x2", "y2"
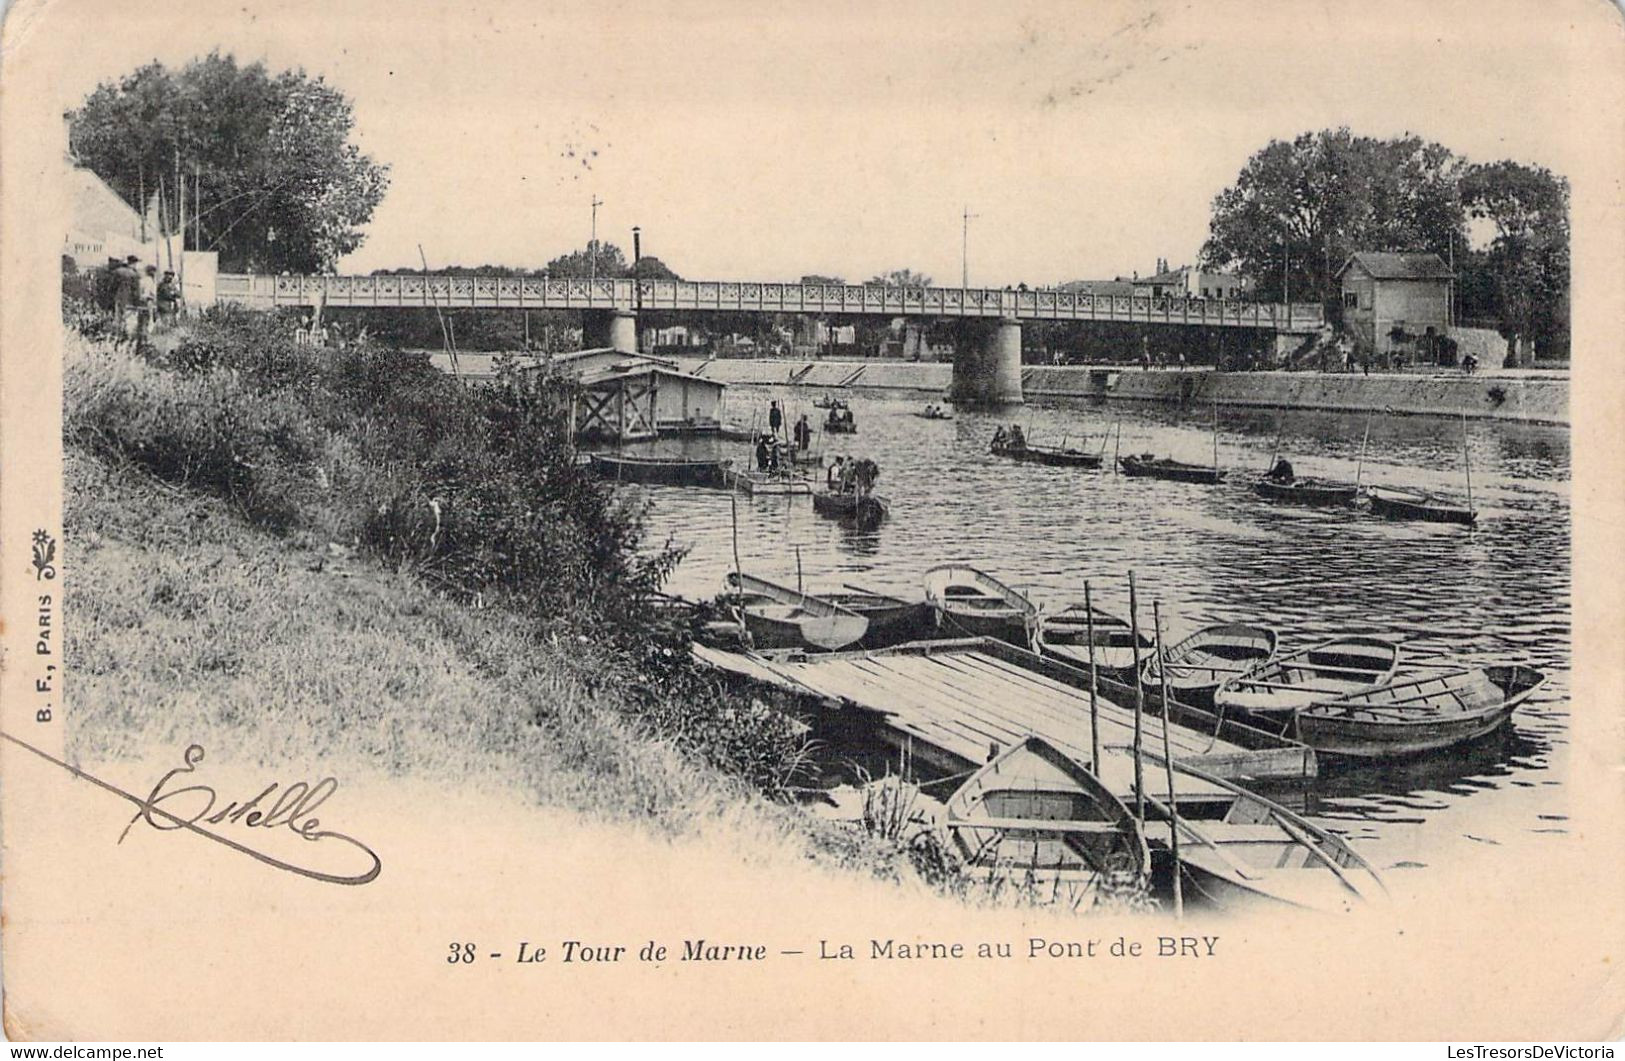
[{"x1": 104, "y1": 255, "x2": 182, "y2": 343}]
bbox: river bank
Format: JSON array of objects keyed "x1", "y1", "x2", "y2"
[{"x1": 678, "y1": 357, "x2": 1569, "y2": 425}]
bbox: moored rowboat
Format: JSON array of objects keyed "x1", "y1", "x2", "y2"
[
  {"x1": 1213, "y1": 635, "x2": 1400, "y2": 717},
  {"x1": 993, "y1": 442, "x2": 1103, "y2": 469},
  {"x1": 1254, "y1": 477, "x2": 1359, "y2": 507},
  {"x1": 589, "y1": 453, "x2": 730, "y2": 487},
  {"x1": 1036, "y1": 604, "x2": 1152, "y2": 679},
  {"x1": 1140, "y1": 623, "x2": 1279, "y2": 710},
  {"x1": 1118, "y1": 454, "x2": 1225, "y2": 484},
  {"x1": 1294, "y1": 664, "x2": 1546, "y2": 757},
  {"x1": 821, "y1": 585, "x2": 936, "y2": 648},
  {"x1": 721, "y1": 572, "x2": 869, "y2": 651},
  {"x1": 1364, "y1": 485, "x2": 1477, "y2": 526},
  {"x1": 923, "y1": 565, "x2": 1037, "y2": 646},
  {"x1": 945, "y1": 736, "x2": 1149, "y2": 907},
  {"x1": 1139, "y1": 753, "x2": 1387, "y2": 914}
]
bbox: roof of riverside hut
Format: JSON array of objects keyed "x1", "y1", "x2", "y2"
[{"x1": 1336, "y1": 251, "x2": 1454, "y2": 281}]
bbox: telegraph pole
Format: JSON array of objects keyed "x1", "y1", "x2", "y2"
[
  {"x1": 589, "y1": 195, "x2": 604, "y2": 281},
  {"x1": 961, "y1": 205, "x2": 979, "y2": 289}
]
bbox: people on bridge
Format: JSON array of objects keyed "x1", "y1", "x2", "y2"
[{"x1": 1266, "y1": 456, "x2": 1295, "y2": 483}]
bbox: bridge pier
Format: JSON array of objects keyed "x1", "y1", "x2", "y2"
[
  {"x1": 950, "y1": 317, "x2": 1023, "y2": 404},
  {"x1": 583, "y1": 309, "x2": 638, "y2": 353}
]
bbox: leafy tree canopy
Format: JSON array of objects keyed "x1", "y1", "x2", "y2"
[
  {"x1": 69, "y1": 52, "x2": 390, "y2": 274},
  {"x1": 866, "y1": 268, "x2": 932, "y2": 288}
]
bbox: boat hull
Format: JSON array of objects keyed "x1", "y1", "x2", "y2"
[
  {"x1": 1118, "y1": 456, "x2": 1224, "y2": 484},
  {"x1": 811, "y1": 490, "x2": 888, "y2": 526},
  {"x1": 1366, "y1": 487, "x2": 1476, "y2": 525},
  {"x1": 1254, "y1": 477, "x2": 1358, "y2": 507},
  {"x1": 589, "y1": 453, "x2": 729, "y2": 487},
  {"x1": 993, "y1": 444, "x2": 1103, "y2": 469}
]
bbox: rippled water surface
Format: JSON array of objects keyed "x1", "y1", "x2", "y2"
[{"x1": 624, "y1": 383, "x2": 1571, "y2": 871}]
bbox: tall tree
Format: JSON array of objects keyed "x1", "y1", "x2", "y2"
[
  {"x1": 69, "y1": 53, "x2": 390, "y2": 273},
  {"x1": 1459, "y1": 161, "x2": 1570, "y2": 358},
  {"x1": 1200, "y1": 128, "x2": 1466, "y2": 307}
]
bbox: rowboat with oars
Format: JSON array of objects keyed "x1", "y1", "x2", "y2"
[
  {"x1": 1140, "y1": 623, "x2": 1279, "y2": 710},
  {"x1": 1293, "y1": 664, "x2": 1546, "y2": 757},
  {"x1": 922, "y1": 565, "x2": 1037, "y2": 645},
  {"x1": 721, "y1": 572, "x2": 869, "y2": 651},
  {"x1": 1212, "y1": 635, "x2": 1400, "y2": 718},
  {"x1": 1253, "y1": 476, "x2": 1360, "y2": 507},
  {"x1": 1036, "y1": 604, "x2": 1153, "y2": 680},
  {"x1": 820, "y1": 584, "x2": 936, "y2": 648},
  {"x1": 588, "y1": 452, "x2": 731, "y2": 487},
  {"x1": 1118, "y1": 454, "x2": 1225, "y2": 484},
  {"x1": 1139, "y1": 754, "x2": 1387, "y2": 914},
  {"x1": 1364, "y1": 485, "x2": 1477, "y2": 526},
  {"x1": 944, "y1": 736, "x2": 1149, "y2": 908}
]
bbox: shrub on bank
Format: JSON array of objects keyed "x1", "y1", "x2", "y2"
[{"x1": 63, "y1": 310, "x2": 815, "y2": 797}]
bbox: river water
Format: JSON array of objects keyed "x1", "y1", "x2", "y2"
[{"x1": 623, "y1": 383, "x2": 1571, "y2": 875}]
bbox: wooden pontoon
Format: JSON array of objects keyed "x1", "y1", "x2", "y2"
[{"x1": 691, "y1": 637, "x2": 1318, "y2": 809}]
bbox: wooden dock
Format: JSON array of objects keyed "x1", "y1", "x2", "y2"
[{"x1": 694, "y1": 637, "x2": 1315, "y2": 811}]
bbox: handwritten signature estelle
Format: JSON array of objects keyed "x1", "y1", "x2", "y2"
[{"x1": 5, "y1": 734, "x2": 381, "y2": 886}]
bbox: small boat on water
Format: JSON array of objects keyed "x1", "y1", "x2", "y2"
[
  {"x1": 923, "y1": 566, "x2": 1037, "y2": 645},
  {"x1": 1118, "y1": 454, "x2": 1225, "y2": 484},
  {"x1": 1140, "y1": 755, "x2": 1386, "y2": 914},
  {"x1": 1365, "y1": 485, "x2": 1477, "y2": 526},
  {"x1": 1140, "y1": 623, "x2": 1279, "y2": 710},
  {"x1": 1293, "y1": 664, "x2": 1546, "y2": 758},
  {"x1": 993, "y1": 442, "x2": 1103, "y2": 469},
  {"x1": 819, "y1": 585, "x2": 935, "y2": 648},
  {"x1": 1254, "y1": 476, "x2": 1360, "y2": 507},
  {"x1": 724, "y1": 468, "x2": 812, "y2": 496},
  {"x1": 589, "y1": 453, "x2": 730, "y2": 487},
  {"x1": 721, "y1": 572, "x2": 869, "y2": 651},
  {"x1": 811, "y1": 489, "x2": 888, "y2": 526},
  {"x1": 813, "y1": 396, "x2": 848, "y2": 411},
  {"x1": 945, "y1": 737, "x2": 1149, "y2": 907},
  {"x1": 913, "y1": 403, "x2": 954, "y2": 421},
  {"x1": 1036, "y1": 604, "x2": 1152, "y2": 679},
  {"x1": 1213, "y1": 635, "x2": 1401, "y2": 717}
]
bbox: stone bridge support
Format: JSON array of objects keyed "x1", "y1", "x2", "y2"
[
  {"x1": 949, "y1": 317, "x2": 1023, "y2": 404},
  {"x1": 584, "y1": 308, "x2": 638, "y2": 353}
]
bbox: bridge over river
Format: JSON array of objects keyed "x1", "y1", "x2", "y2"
[{"x1": 213, "y1": 272, "x2": 1325, "y2": 403}]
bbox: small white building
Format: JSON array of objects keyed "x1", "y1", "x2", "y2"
[
  {"x1": 544, "y1": 348, "x2": 727, "y2": 442},
  {"x1": 1131, "y1": 262, "x2": 1249, "y2": 300}
]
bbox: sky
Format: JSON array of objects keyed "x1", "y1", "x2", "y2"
[{"x1": 15, "y1": 0, "x2": 1614, "y2": 285}]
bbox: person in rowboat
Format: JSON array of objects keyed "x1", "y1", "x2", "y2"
[{"x1": 1266, "y1": 456, "x2": 1295, "y2": 483}]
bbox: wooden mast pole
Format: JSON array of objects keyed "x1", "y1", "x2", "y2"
[
  {"x1": 1356, "y1": 409, "x2": 1373, "y2": 491},
  {"x1": 1128, "y1": 571, "x2": 1146, "y2": 824},
  {"x1": 1084, "y1": 580, "x2": 1101, "y2": 775},
  {"x1": 1154, "y1": 600, "x2": 1184, "y2": 918},
  {"x1": 1462, "y1": 412, "x2": 1474, "y2": 515}
]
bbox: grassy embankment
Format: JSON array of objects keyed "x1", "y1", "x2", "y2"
[{"x1": 62, "y1": 313, "x2": 906, "y2": 878}]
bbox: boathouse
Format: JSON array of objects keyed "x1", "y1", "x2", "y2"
[
  {"x1": 1336, "y1": 252, "x2": 1454, "y2": 358},
  {"x1": 549, "y1": 348, "x2": 726, "y2": 442}
]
